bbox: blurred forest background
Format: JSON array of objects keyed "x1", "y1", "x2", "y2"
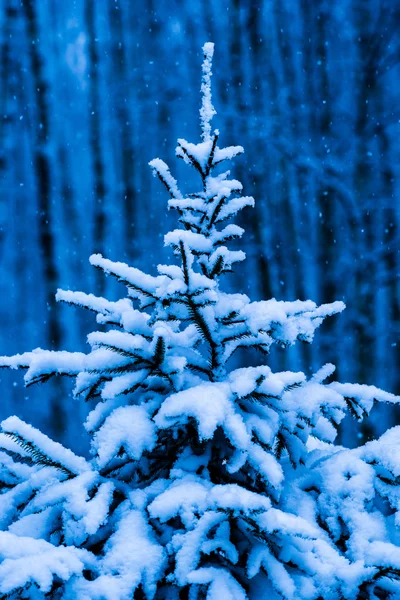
[{"x1": 0, "y1": 0, "x2": 399, "y2": 454}]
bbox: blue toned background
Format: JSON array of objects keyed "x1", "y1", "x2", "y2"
[{"x1": 0, "y1": 0, "x2": 399, "y2": 453}]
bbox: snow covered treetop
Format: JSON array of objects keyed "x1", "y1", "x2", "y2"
[
  {"x1": 0, "y1": 43, "x2": 398, "y2": 600},
  {"x1": 0, "y1": 44, "x2": 345, "y2": 403}
]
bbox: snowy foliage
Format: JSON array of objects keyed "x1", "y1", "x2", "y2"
[{"x1": 0, "y1": 43, "x2": 399, "y2": 599}]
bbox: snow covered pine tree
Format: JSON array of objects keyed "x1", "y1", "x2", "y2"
[{"x1": 0, "y1": 43, "x2": 399, "y2": 600}]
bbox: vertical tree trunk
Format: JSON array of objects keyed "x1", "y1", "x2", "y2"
[
  {"x1": 246, "y1": 2, "x2": 274, "y2": 304},
  {"x1": 108, "y1": 0, "x2": 137, "y2": 260},
  {"x1": 21, "y1": 0, "x2": 66, "y2": 439},
  {"x1": 0, "y1": 0, "x2": 17, "y2": 260},
  {"x1": 21, "y1": 0, "x2": 60, "y2": 346},
  {"x1": 85, "y1": 0, "x2": 107, "y2": 293}
]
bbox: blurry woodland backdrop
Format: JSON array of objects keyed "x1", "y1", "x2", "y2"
[{"x1": 0, "y1": 0, "x2": 399, "y2": 454}]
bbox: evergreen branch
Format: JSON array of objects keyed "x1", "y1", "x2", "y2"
[
  {"x1": 243, "y1": 391, "x2": 282, "y2": 403},
  {"x1": 176, "y1": 143, "x2": 204, "y2": 179},
  {"x1": 275, "y1": 432, "x2": 286, "y2": 461},
  {"x1": 344, "y1": 397, "x2": 368, "y2": 421},
  {"x1": 87, "y1": 362, "x2": 146, "y2": 375},
  {"x1": 56, "y1": 297, "x2": 122, "y2": 328},
  {"x1": 147, "y1": 369, "x2": 176, "y2": 391},
  {"x1": 187, "y1": 302, "x2": 214, "y2": 349},
  {"x1": 186, "y1": 363, "x2": 211, "y2": 376},
  {"x1": 284, "y1": 382, "x2": 304, "y2": 392},
  {"x1": 90, "y1": 264, "x2": 156, "y2": 300},
  {"x1": 25, "y1": 372, "x2": 55, "y2": 387},
  {"x1": 218, "y1": 311, "x2": 241, "y2": 325},
  {"x1": 4, "y1": 433, "x2": 74, "y2": 477},
  {"x1": 162, "y1": 297, "x2": 188, "y2": 308},
  {"x1": 209, "y1": 254, "x2": 224, "y2": 279},
  {"x1": 204, "y1": 132, "x2": 219, "y2": 177},
  {"x1": 151, "y1": 164, "x2": 181, "y2": 200},
  {"x1": 92, "y1": 342, "x2": 144, "y2": 360},
  {"x1": 207, "y1": 195, "x2": 228, "y2": 229},
  {"x1": 0, "y1": 447, "x2": 38, "y2": 469},
  {"x1": 153, "y1": 336, "x2": 166, "y2": 366},
  {"x1": 76, "y1": 376, "x2": 112, "y2": 402},
  {"x1": 181, "y1": 221, "x2": 201, "y2": 233},
  {"x1": 179, "y1": 240, "x2": 190, "y2": 287},
  {"x1": 215, "y1": 231, "x2": 243, "y2": 245},
  {"x1": 121, "y1": 382, "x2": 146, "y2": 396},
  {"x1": 221, "y1": 331, "x2": 253, "y2": 345},
  {"x1": 26, "y1": 371, "x2": 76, "y2": 388}
]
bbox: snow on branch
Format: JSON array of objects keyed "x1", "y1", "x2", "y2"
[
  {"x1": 0, "y1": 349, "x2": 86, "y2": 386},
  {"x1": 1, "y1": 417, "x2": 90, "y2": 476},
  {"x1": 0, "y1": 532, "x2": 93, "y2": 595},
  {"x1": 200, "y1": 42, "x2": 216, "y2": 141},
  {"x1": 149, "y1": 158, "x2": 182, "y2": 199}
]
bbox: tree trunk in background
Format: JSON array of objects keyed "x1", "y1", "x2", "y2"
[
  {"x1": 246, "y1": 3, "x2": 274, "y2": 304},
  {"x1": 0, "y1": 0, "x2": 16, "y2": 262},
  {"x1": 108, "y1": 0, "x2": 137, "y2": 262},
  {"x1": 85, "y1": 0, "x2": 106, "y2": 294},
  {"x1": 21, "y1": 0, "x2": 60, "y2": 347},
  {"x1": 21, "y1": 0, "x2": 66, "y2": 439}
]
